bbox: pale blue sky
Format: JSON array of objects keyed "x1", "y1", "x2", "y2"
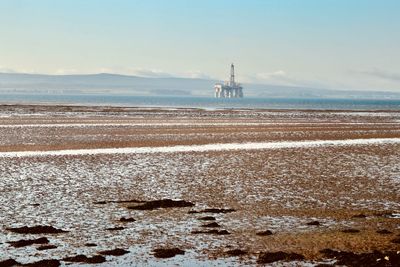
[{"x1": 0, "y1": 0, "x2": 399, "y2": 91}]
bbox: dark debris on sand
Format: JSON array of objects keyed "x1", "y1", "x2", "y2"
[
  {"x1": 84, "y1": 243, "x2": 97, "y2": 247},
  {"x1": 341, "y1": 228, "x2": 360, "y2": 233},
  {"x1": 307, "y1": 220, "x2": 321, "y2": 226},
  {"x1": 99, "y1": 248, "x2": 129, "y2": 256},
  {"x1": 62, "y1": 255, "x2": 106, "y2": 264},
  {"x1": 201, "y1": 222, "x2": 220, "y2": 228},
  {"x1": 257, "y1": 251, "x2": 305, "y2": 264},
  {"x1": 128, "y1": 199, "x2": 194, "y2": 210},
  {"x1": 8, "y1": 237, "x2": 49, "y2": 248},
  {"x1": 189, "y1": 208, "x2": 235, "y2": 214},
  {"x1": 153, "y1": 248, "x2": 185, "y2": 258},
  {"x1": 198, "y1": 216, "x2": 216, "y2": 221},
  {"x1": 256, "y1": 230, "x2": 273, "y2": 236},
  {"x1": 0, "y1": 259, "x2": 18, "y2": 267},
  {"x1": 320, "y1": 248, "x2": 400, "y2": 267},
  {"x1": 192, "y1": 229, "x2": 230, "y2": 235},
  {"x1": 391, "y1": 237, "x2": 400, "y2": 244},
  {"x1": 37, "y1": 244, "x2": 57, "y2": 251},
  {"x1": 119, "y1": 217, "x2": 136, "y2": 222},
  {"x1": 7, "y1": 226, "x2": 68, "y2": 234},
  {"x1": 226, "y1": 249, "x2": 247, "y2": 257},
  {"x1": 105, "y1": 226, "x2": 125, "y2": 231},
  {"x1": 352, "y1": 213, "x2": 367, "y2": 219},
  {"x1": 376, "y1": 229, "x2": 392, "y2": 235}
]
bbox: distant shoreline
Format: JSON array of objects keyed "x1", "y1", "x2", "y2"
[{"x1": 0, "y1": 94, "x2": 400, "y2": 111}]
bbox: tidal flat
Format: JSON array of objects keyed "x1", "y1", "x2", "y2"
[{"x1": 0, "y1": 105, "x2": 399, "y2": 266}]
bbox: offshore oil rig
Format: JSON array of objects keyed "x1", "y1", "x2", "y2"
[{"x1": 214, "y1": 64, "x2": 243, "y2": 98}]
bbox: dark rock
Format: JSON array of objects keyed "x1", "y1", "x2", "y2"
[
  {"x1": 62, "y1": 255, "x2": 106, "y2": 264},
  {"x1": 307, "y1": 221, "x2": 321, "y2": 226},
  {"x1": 198, "y1": 216, "x2": 216, "y2": 221},
  {"x1": 7, "y1": 226, "x2": 67, "y2": 234},
  {"x1": 37, "y1": 245, "x2": 57, "y2": 250},
  {"x1": 23, "y1": 259, "x2": 60, "y2": 267},
  {"x1": 352, "y1": 214, "x2": 367, "y2": 219},
  {"x1": 105, "y1": 227, "x2": 125, "y2": 231},
  {"x1": 153, "y1": 248, "x2": 185, "y2": 258},
  {"x1": 257, "y1": 251, "x2": 305, "y2": 264},
  {"x1": 119, "y1": 217, "x2": 136, "y2": 222},
  {"x1": 99, "y1": 248, "x2": 129, "y2": 256},
  {"x1": 319, "y1": 249, "x2": 400, "y2": 267},
  {"x1": 256, "y1": 230, "x2": 273, "y2": 236},
  {"x1": 226, "y1": 249, "x2": 247, "y2": 256},
  {"x1": 0, "y1": 259, "x2": 19, "y2": 267},
  {"x1": 376, "y1": 229, "x2": 392, "y2": 235},
  {"x1": 84, "y1": 243, "x2": 97, "y2": 247},
  {"x1": 191, "y1": 229, "x2": 230, "y2": 235},
  {"x1": 391, "y1": 238, "x2": 400, "y2": 244},
  {"x1": 8, "y1": 237, "x2": 49, "y2": 248},
  {"x1": 93, "y1": 201, "x2": 107, "y2": 204},
  {"x1": 128, "y1": 199, "x2": 194, "y2": 210},
  {"x1": 189, "y1": 208, "x2": 235, "y2": 214},
  {"x1": 112, "y1": 199, "x2": 145, "y2": 203},
  {"x1": 201, "y1": 222, "x2": 220, "y2": 228},
  {"x1": 341, "y1": 228, "x2": 360, "y2": 233}
]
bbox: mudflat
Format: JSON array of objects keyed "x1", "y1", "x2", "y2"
[{"x1": 0, "y1": 105, "x2": 399, "y2": 266}]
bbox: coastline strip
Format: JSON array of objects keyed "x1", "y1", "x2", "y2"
[
  {"x1": 0, "y1": 138, "x2": 400, "y2": 158},
  {"x1": 0, "y1": 122, "x2": 398, "y2": 128}
]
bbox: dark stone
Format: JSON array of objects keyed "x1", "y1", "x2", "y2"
[
  {"x1": 319, "y1": 249, "x2": 400, "y2": 267},
  {"x1": 189, "y1": 208, "x2": 235, "y2": 214},
  {"x1": 37, "y1": 245, "x2": 57, "y2": 250},
  {"x1": 84, "y1": 243, "x2": 97, "y2": 247},
  {"x1": 391, "y1": 238, "x2": 400, "y2": 244},
  {"x1": 352, "y1": 214, "x2": 367, "y2": 219},
  {"x1": 306, "y1": 221, "x2": 321, "y2": 226},
  {"x1": 376, "y1": 229, "x2": 392, "y2": 235},
  {"x1": 8, "y1": 237, "x2": 49, "y2": 248},
  {"x1": 226, "y1": 249, "x2": 247, "y2": 257},
  {"x1": 112, "y1": 199, "x2": 145, "y2": 203},
  {"x1": 105, "y1": 227, "x2": 125, "y2": 231},
  {"x1": 191, "y1": 229, "x2": 230, "y2": 235},
  {"x1": 153, "y1": 248, "x2": 185, "y2": 258},
  {"x1": 99, "y1": 248, "x2": 129, "y2": 256},
  {"x1": 341, "y1": 228, "x2": 360, "y2": 233},
  {"x1": 201, "y1": 222, "x2": 220, "y2": 228},
  {"x1": 198, "y1": 216, "x2": 216, "y2": 221},
  {"x1": 256, "y1": 230, "x2": 273, "y2": 236},
  {"x1": 119, "y1": 217, "x2": 136, "y2": 222},
  {"x1": 257, "y1": 251, "x2": 305, "y2": 264},
  {"x1": 23, "y1": 260, "x2": 60, "y2": 267},
  {"x1": 0, "y1": 259, "x2": 19, "y2": 267},
  {"x1": 93, "y1": 201, "x2": 107, "y2": 204},
  {"x1": 7, "y1": 226, "x2": 67, "y2": 234},
  {"x1": 128, "y1": 199, "x2": 194, "y2": 210},
  {"x1": 62, "y1": 255, "x2": 106, "y2": 264}
]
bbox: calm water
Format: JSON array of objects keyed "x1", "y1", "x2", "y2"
[{"x1": 1, "y1": 93, "x2": 400, "y2": 110}]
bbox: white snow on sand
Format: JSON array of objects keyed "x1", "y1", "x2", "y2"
[{"x1": 1, "y1": 137, "x2": 400, "y2": 158}]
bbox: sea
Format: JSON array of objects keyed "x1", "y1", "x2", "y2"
[{"x1": 1, "y1": 93, "x2": 400, "y2": 110}]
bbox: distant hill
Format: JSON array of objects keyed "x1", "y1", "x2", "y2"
[{"x1": 1, "y1": 72, "x2": 400, "y2": 99}]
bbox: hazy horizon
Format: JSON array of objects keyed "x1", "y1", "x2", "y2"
[{"x1": 1, "y1": 0, "x2": 400, "y2": 93}]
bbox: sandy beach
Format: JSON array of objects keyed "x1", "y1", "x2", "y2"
[{"x1": 0, "y1": 105, "x2": 399, "y2": 266}]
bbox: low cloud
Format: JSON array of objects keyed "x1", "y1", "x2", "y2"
[{"x1": 359, "y1": 69, "x2": 400, "y2": 82}]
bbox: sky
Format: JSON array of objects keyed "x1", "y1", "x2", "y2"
[{"x1": 0, "y1": 0, "x2": 399, "y2": 91}]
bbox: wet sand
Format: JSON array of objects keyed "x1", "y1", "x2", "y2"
[{"x1": 0, "y1": 105, "x2": 399, "y2": 266}]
